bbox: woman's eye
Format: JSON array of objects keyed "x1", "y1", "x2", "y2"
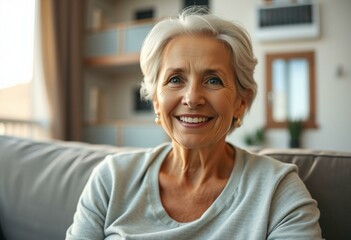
[
  {"x1": 206, "y1": 77, "x2": 223, "y2": 86},
  {"x1": 168, "y1": 76, "x2": 181, "y2": 85}
]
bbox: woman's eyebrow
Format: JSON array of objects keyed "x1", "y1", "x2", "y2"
[
  {"x1": 163, "y1": 67, "x2": 230, "y2": 78},
  {"x1": 203, "y1": 68, "x2": 227, "y2": 77},
  {"x1": 164, "y1": 67, "x2": 187, "y2": 75}
]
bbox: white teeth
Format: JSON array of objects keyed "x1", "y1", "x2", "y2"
[{"x1": 179, "y1": 116, "x2": 208, "y2": 123}]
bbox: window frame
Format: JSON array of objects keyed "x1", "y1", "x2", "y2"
[{"x1": 265, "y1": 51, "x2": 318, "y2": 129}]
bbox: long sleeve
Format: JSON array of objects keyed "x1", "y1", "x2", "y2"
[
  {"x1": 267, "y1": 171, "x2": 322, "y2": 239},
  {"x1": 66, "y1": 162, "x2": 110, "y2": 240}
]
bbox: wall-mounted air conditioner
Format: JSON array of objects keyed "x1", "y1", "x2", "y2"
[{"x1": 255, "y1": 0, "x2": 319, "y2": 42}]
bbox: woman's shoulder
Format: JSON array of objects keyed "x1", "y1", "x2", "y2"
[
  {"x1": 235, "y1": 146, "x2": 298, "y2": 181},
  {"x1": 233, "y1": 146, "x2": 308, "y2": 204}
]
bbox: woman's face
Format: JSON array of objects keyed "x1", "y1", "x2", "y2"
[{"x1": 154, "y1": 34, "x2": 245, "y2": 149}]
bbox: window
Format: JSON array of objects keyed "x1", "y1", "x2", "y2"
[
  {"x1": 265, "y1": 51, "x2": 317, "y2": 128},
  {"x1": 0, "y1": 0, "x2": 37, "y2": 137},
  {"x1": 0, "y1": 0, "x2": 36, "y2": 119}
]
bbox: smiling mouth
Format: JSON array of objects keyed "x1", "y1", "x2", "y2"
[{"x1": 178, "y1": 116, "x2": 211, "y2": 124}]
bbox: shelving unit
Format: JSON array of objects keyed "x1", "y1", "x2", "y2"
[
  {"x1": 82, "y1": 2, "x2": 168, "y2": 147},
  {"x1": 84, "y1": 19, "x2": 154, "y2": 65},
  {"x1": 83, "y1": 120, "x2": 167, "y2": 147}
]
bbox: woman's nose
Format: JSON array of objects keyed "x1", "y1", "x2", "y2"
[{"x1": 181, "y1": 84, "x2": 205, "y2": 109}]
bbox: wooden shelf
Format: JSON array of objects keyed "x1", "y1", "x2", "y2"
[
  {"x1": 84, "y1": 53, "x2": 140, "y2": 68},
  {"x1": 84, "y1": 19, "x2": 155, "y2": 68}
]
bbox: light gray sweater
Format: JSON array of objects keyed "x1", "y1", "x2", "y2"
[{"x1": 66, "y1": 143, "x2": 322, "y2": 239}]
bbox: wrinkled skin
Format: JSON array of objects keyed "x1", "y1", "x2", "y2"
[{"x1": 154, "y1": 34, "x2": 247, "y2": 222}]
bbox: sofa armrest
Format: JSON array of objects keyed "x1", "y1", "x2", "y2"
[{"x1": 0, "y1": 136, "x2": 137, "y2": 240}]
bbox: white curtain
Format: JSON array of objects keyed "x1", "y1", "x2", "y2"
[
  {"x1": 33, "y1": 0, "x2": 64, "y2": 139},
  {"x1": 33, "y1": 0, "x2": 84, "y2": 140}
]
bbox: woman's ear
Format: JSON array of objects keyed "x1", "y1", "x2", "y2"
[
  {"x1": 233, "y1": 99, "x2": 246, "y2": 118},
  {"x1": 153, "y1": 97, "x2": 159, "y2": 114},
  {"x1": 153, "y1": 97, "x2": 162, "y2": 125}
]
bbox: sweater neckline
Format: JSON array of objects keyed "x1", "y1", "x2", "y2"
[{"x1": 147, "y1": 143, "x2": 245, "y2": 228}]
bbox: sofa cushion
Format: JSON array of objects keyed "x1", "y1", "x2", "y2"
[
  {"x1": 0, "y1": 136, "x2": 130, "y2": 240},
  {"x1": 1, "y1": 136, "x2": 350, "y2": 240},
  {"x1": 258, "y1": 148, "x2": 351, "y2": 240}
]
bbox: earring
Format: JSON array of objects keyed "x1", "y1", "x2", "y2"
[
  {"x1": 233, "y1": 117, "x2": 242, "y2": 128},
  {"x1": 155, "y1": 114, "x2": 161, "y2": 125}
]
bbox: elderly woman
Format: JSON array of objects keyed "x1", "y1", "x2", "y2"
[{"x1": 66, "y1": 8, "x2": 322, "y2": 239}]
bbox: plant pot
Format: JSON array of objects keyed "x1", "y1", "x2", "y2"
[{"x1": 289, "y1": 139, "x2": 300, "y2": 148}]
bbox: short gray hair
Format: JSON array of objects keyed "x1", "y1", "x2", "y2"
[{"x1": 140, "y1": 7, "x2": 257, "y2": 111}]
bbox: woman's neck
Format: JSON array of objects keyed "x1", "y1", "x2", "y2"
[
  {"x1": 161, "y1": 141, "x2": 235, "y2": 187},
  {"x1": 158, "y1": 141, "x2": 236, "y2": 222}
]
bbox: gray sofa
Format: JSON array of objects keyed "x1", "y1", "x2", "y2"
[{"x1": 0, "y1": 135, "x2": 350, "y2": 240}]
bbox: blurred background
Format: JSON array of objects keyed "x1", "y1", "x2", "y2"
[{"x1": 0, "y1": 0, "x2": 350, "y2": 151}]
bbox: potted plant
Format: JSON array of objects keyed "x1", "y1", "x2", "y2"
[
  {"x1": 244, "y1": 127, "x2": 265, "y2": 150},
  {"x1": 287, "y1": 119, "x2": 303, "y2": 148}
]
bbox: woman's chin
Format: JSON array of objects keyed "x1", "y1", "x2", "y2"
[{"x1": 172, "y1": 135, "x2": 221, "y2": 150}]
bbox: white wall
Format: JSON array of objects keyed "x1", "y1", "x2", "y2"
[
  {"x1": 214, "y1": 0, "x2": 351, "y2": 152},
  {"x1": 97, "y1": 0, "x2": 351, "y2": 152}
]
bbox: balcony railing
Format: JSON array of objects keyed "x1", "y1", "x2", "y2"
[{"x1": 0, "y1": 118, "x2": 42, "y2": 139}]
